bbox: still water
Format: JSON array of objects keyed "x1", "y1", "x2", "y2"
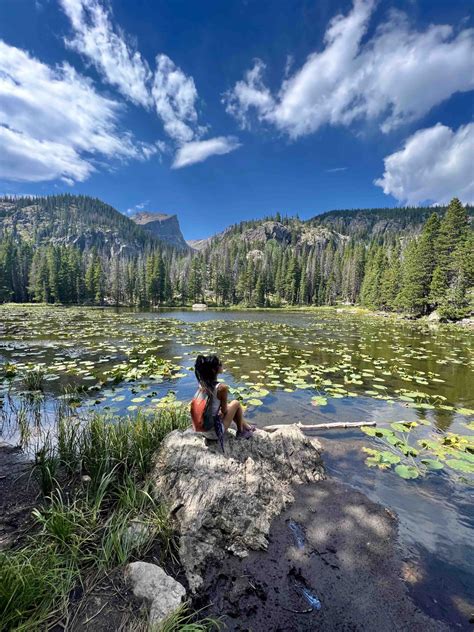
[{"x1": 1, "y1": 305, "x2": 473, "y2": 625}]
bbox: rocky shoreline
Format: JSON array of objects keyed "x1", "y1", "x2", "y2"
[
  {"x1": 132, "y1": 426, "x2": 451, "y2": 631},
  {"x1": 0, "y1": 427, "x2": 464, "y2": 630}
]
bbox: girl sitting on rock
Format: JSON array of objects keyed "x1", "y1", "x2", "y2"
[{"x1": 191, "y1": 354, "x2": 255, "y2": 447}]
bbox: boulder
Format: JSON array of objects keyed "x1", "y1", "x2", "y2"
[
  {"x1": 151, "y1": 426, "x2": 324, "y2": 591},
  {"x1": 124, "y1": 561, "x2": 186, "y2": 625},
  {"x1": 243, "y1": 221, "x2": 292, "y2": 244},
  {"x1": 427, "y1": 310, "x2": 441, "y2": 322}
]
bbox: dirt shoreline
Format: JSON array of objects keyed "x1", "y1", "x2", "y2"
[
  {"x1": 0, "y1": 443, "x2": 39, "y2": 551},
  {"x1": 0, "y1": 441, "x2": 469, "y2": 631},
  {"x1": 196, "y1": 478, "x2": 451, "y2": 632}
]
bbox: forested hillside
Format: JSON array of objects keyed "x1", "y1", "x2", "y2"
[
  {"x1": 0, "y1": 195, "x2": 159, "y2": 255},
  {"x1": 0, "y1": 195, "x2": 472, "y2": 320},
  {"x1": 186, "y1": 200, "x2": 473, "y2": 319},
  {"x1": 308, "y1": 206, "x2": 451, "y2": 240}
]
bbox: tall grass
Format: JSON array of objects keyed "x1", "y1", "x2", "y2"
[
  {"x1": 2, "y1": 405, "x2": 189, "y2": 630},
  {"x1": 0, "y1": 546, "x2": 78, "y2": 631},
  {"x1": 32, "y1": 432, "x2": 59, "y2": 497},
  {"x1": 58, "y1": 407, "x2": 188, "y2": 489},
  {"x1": 21, "y1": 366, "x2": 45, "y2": 392},
  {"x1": 156, "y1": 604, "x2": 224, "y2": 632}
]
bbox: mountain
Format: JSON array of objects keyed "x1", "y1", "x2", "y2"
[
  {"x1": 186, "y1": 237, "x2": 211, "y2": 251},
  {"x1": 196, "y1": 205, "x2": 474, "y2": 250},
  {"x1": 0, "y1": 194, "x2": 195, "y2": 256},
  {"x1": 0, "y1": 194, "x2": 162, "y2": 256},
  {"x1": 308, "y1": 205, "x2": 473, "y2": 240},
  {"x1": 1, "y1": 195, "x2": 472, "y2": 319},
  {"x1": 131, "y1": 212, "x2": 188, "y2": 250}
]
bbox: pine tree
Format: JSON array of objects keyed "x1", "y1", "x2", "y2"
[
  {"x1": 397, "y1": 213, "x2": 440, "y2": 315},
  {"x1": 431, "y1": 198, "x2": 469, "y2": 308},
  {"x1": 379, "y1": 244, "x2": 401, "y2": 310},
  {"x1": 285, "y1": 255, "x2": 300, "y2": 304},
  {"x1": 85, "y1": 254, "x2": 97, "y2": 303},
  {"x1": 188, "y1": 257, "x2": 203, "y2": 303},
  {"x1": 360, "y1": 246, "x2": 387, "y2": 308},
  {"x1": 93, "y1": 259, "x2": 105, "y2": 305},
  {"x1": 255, "y1": 275, "x2": 265, "y2": 307}
]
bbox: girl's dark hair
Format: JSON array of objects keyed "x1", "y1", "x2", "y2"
[{"x1": 195, "y1": 354, "x2": 221, "y2": 394}]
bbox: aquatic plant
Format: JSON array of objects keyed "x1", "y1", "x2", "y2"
[
  {"x1": 21, "y1": 365, "x2": 45, "y2": 392},
  {"x1": 361, "y1": 422, "x2": 474, "y2": 480},
  {"x1": 1, "y1": 363, "x2": 17, "y2": 379}
]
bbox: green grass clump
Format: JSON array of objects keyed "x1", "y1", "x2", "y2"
[
  {"x1": 58, "y1": 407, "x2": 188, "y2": 489},
  {"x1": 156, "y1": 604, "x2": 223, "y2": 632},
  {"x1": 32, "y1": 433, "x2": 60, "y2": 497},
  {"x1": 2, "y1": 405, "x2": 189, "y2": 630},
  {"x1": 0, "y1": 546, "x2": 78, "y2": 631},
  {"x1": 21, "y1": 366, "x2": 45, "y2": 392}
]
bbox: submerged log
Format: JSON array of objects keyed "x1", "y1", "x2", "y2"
[{"x1": 262, "y1": 421, "x2": 376, "y2": 433}]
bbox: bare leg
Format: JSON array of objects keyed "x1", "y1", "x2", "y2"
[{"x1": 222, "y1": 400, "x2": 252, "y2": 432}]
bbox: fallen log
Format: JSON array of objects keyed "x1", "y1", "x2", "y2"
[{"x1": 262, "y1": 421, "x2": 376, "y2": 433}]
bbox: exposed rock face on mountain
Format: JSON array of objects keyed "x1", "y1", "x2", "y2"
[
  {"x1": 192, "y1": 206, "x2": 474, "y2": 253},
  {"x1": 309, "y1": 205, "x2": 473, "y2": 240},
  {"x1": 299, "y1": 225, "x2": 348, "y2": 247},
  {"x1": 132, "y1": 212, "x2": 189, "y2": 250},
  {"x1": 186, "y1": 237, "x2": 211, "y2": 251},
  {"x1": 243, "y1": 221, "x2": 292, "y2": 244},
  {"x1": 151, "y1": 426, "x2": 324, "y2": 592}
]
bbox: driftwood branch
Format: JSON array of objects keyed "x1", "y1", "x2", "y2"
[{"x1": 262, "y1": 421, "x2": 376, "y2": 433}]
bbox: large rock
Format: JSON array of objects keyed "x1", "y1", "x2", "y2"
[
  {"x1": 151, "y1": 426, "x2": 324, "y2": 591},
  {"x1": 243, "y1": 221, "x2": 292, "y2": 244},
  {"x1": 124, "y1": 561, "x2": 186, "y2": 625},
  {"x1": 132, "y1": 211, "x2": 189, "y2": 250}
]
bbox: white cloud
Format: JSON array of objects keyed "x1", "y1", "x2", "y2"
[
  {"x1": 152, "y1": 54, "x2": 201, "y2": 144},
  {"x1": 172, "y1": 136, "x2": 241, "y2": 169},
  {"x1": 0, "y1": 125, "x2": 93, "y2": 183},
  {"x1": 326, "y1": 167, "x2": 347, "y2": 173},
  {"x1": 126, "y1": 200, "x2": 149, "y2": 215},
  {"x1": 59, "y1": 0, "x2": 152, "y2": 108},
  {"x1": 0, "y1": 40, "x2": 157, "y2": 183},
  {"x1": 375, "y1": 123, "x2": 474, "y2": 205},
  {"x1": 60, "y1": 0, "x2": 235, "y2": 166},
  {"x1": 224, "y1": 59, "x2": 274, "y2": 130},
  {"x1": 224, "y1": 0, "x2": 474, "y2": 138}
]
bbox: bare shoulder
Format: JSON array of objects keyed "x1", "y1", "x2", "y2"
[{"x1": 217, "y1": 382, "x2": 228, "y2": 396}]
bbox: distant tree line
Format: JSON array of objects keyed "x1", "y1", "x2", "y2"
[{"x1": 0, "y1": 197, "x2": 472, "y2": 320}]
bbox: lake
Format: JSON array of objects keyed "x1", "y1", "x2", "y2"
[{"x1": 1, "y1": 305, "x2": 473, "y2": 626}]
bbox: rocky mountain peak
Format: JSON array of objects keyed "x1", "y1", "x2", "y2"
[{"x1": 131, "y1": 211, "x2": 189, "y2": 250}]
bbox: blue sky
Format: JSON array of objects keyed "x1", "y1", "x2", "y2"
[{"x1": 0, "y1": 0, "x2": 473, "y2": 239}]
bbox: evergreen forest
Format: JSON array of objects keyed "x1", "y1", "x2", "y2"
[{"x1": 0, "y1": 195, "x2": 472, "y2": 321}]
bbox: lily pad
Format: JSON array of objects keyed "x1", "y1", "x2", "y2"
[
  {"x1": 420, "y1": 459, "x2": 444, "y2": 471},
  {"x1": 394, "y1": 464, "x2": 420, "y2": 479},
  {"x1": 445, "y1": 459, "x2": 474, "y2": 474},
  {"x1": 247, "y1": 398, "x2": 263, "y2": 406}
]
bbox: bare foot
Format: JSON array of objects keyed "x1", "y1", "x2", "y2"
[{"x1": 243, "y1": 423, "x2": 257, "y2": 432}]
